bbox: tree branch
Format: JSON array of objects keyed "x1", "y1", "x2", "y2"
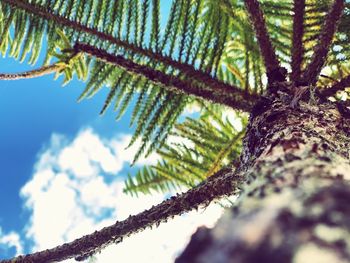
[
  {"x1": 291, "y1": 0, "x2": 306, "y2": 83},
  {"x1": 2, "y1": 0, "x2": 259, "y2": 110},
  {"x1": 2, "y1": 0, "x2": 231, "y2": 92},
  {"x1": 0, "y1": 64, "x2": 62, "y2": 80},
  {"x1": 74, "y1": 43, "x2": 258, "y2": 112},
  {"x1": 302, "y1": 0, "x2": 345, "y2": 85},
  {"x1": 243, "y1": 0, "x2": 286, "y2": 84},
  {"x1": 320, "y1": 74, "x2": 350, "y2": 97},
  {"x1": 1, "y1": 167, "x2": 241, "y2": 262},
  {"x1": 1, "y1": 0, "x2": 154, "y2": 58}
]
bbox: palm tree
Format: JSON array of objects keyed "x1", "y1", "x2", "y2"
[{"x1": 0, "y1": 0, "x2": 350, "y2": 262}]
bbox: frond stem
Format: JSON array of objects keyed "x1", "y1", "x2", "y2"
[
  {"x1": 320, "y1": 74, "x2": 350, "y2": 97},
  {"x1": 302, "y1": 0, "x2": 345, "y2": 85},
  {"x1": 2, "y1": 167, "x2": 240, "y2": 262},
  {"x1": 3, "y1": 0, "x2": 231, "y2": 94},
  {"x1": 74, "y1": 43, "x2": 258, "y2": 112},
  {"x1": 291, "y1": 0, "x2": 305, "y2": 82},
  {"x1": 244, "y1": 0, "x2": 285, "y2": 84},
  {"x1": 204, "y1": 130, "x2": 245, "y2": 178},
  {"x1": 0, "y1": 64, "x2": 63, "y2": 80}
]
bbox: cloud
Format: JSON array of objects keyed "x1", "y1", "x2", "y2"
[
  {"x1": 56, "y1": 130, "x2": 130, "y2": 178},
  {"x1": 0, "y1": 228, "x2": 23, "y2": 256},
  {"x1": 20, "y1": 128, "x2": 224, "y2": 262}
]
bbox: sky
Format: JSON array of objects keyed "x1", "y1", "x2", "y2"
[{"x1": 0, "y1": 27, "x2": 224, "y2": 263}]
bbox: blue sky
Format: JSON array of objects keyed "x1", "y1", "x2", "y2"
[
  {"x1": 0, "y1": 57, "x2": 127, "y2": 227},
  {"x1": 0, "y1": 35, "x2": 223, "y2": 263},
  {"x1": 0, "y1": 56, "x2": 129, "y2": 256}
]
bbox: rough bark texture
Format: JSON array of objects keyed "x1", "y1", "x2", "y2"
[{"x1": 176, "y1": 82, "x2": 350, "y2": 262}]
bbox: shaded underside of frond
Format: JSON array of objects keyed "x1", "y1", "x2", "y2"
[{"x1": 217, "y1": 0, "x2": 349, "y2": 93}]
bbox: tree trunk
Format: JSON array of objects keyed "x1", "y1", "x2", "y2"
[{"x1": 176, "y1": 83, "x2": 350, "y2": 262}]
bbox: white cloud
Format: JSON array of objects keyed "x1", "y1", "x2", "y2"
[
  {"x1": 0, "y1": 228, "x2": 23, "y2": 256},
  {"x1": 20, "y1": 128, "x2": 224, "y2": 262},
  {"x1": 57, "y1": 129, "x2": 123, "y2": 178}
]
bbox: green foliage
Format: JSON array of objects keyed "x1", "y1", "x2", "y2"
[
  {"x1": 51, "y1": 29, "x2": 88, "y2": 84},
  {"x1": 124, "y1": 104, "x2": 247, "y2": 196},
  {"x1": 0, "y1": 0, "x2": 349, "y2": 197},
  {"x1": 221, "y1": 1, "x2": 350, "y2": 91}
]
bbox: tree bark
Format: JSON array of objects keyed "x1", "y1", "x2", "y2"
[
  {"x1": 291, "y1": 0, "x2": 305, "y2": 82},
  {"x1": 176, "y1": 83, "x2": 350, "y2": 262}
]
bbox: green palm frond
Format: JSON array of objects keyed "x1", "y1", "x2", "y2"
[
  {"x1": 124, "y1": 163, "x2": 191, "y2": 197},
  {"x1": 124, "y1": 104, "x2": 247, "y2": 196}
]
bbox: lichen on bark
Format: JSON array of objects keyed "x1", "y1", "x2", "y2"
[{"x1": 176, "y1": 82, "x2": 350, "y2": 263}]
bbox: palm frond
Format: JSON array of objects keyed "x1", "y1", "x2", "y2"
[{"x1": 124, "y1": 104, "x2": 247, "y2": 196}]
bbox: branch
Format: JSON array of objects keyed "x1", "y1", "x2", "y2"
[
  {"x1": 243, "y1": 0, "x2": 286, "y2": 84},
  {"x1": 2, "y1": 0, "x2": 261, "y2": 111},
  {"x1": 1, "y1": 0, "x2": 153, "y2": 58},
  {"x1": 320, "y1": 74, "x2": 350, "y2": 97},
  {"x1": 74, "y1": 43, "x2": 258, "y2": 112},
  {"x1": 1, "y1": 167, "x2": 241, "y2": 262},
  {"x1": 291, "y1": 0, "x2": 306, "y2": 82},
  {"x1": 2, "y1": 0, "x2": 229, "y2": 91},
  {"x1": 0, "y1": 64, "x2": 63, "y2": 80},
  {"x1": 302, "y1": 0, "x2": 345, "y2": 85}
]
